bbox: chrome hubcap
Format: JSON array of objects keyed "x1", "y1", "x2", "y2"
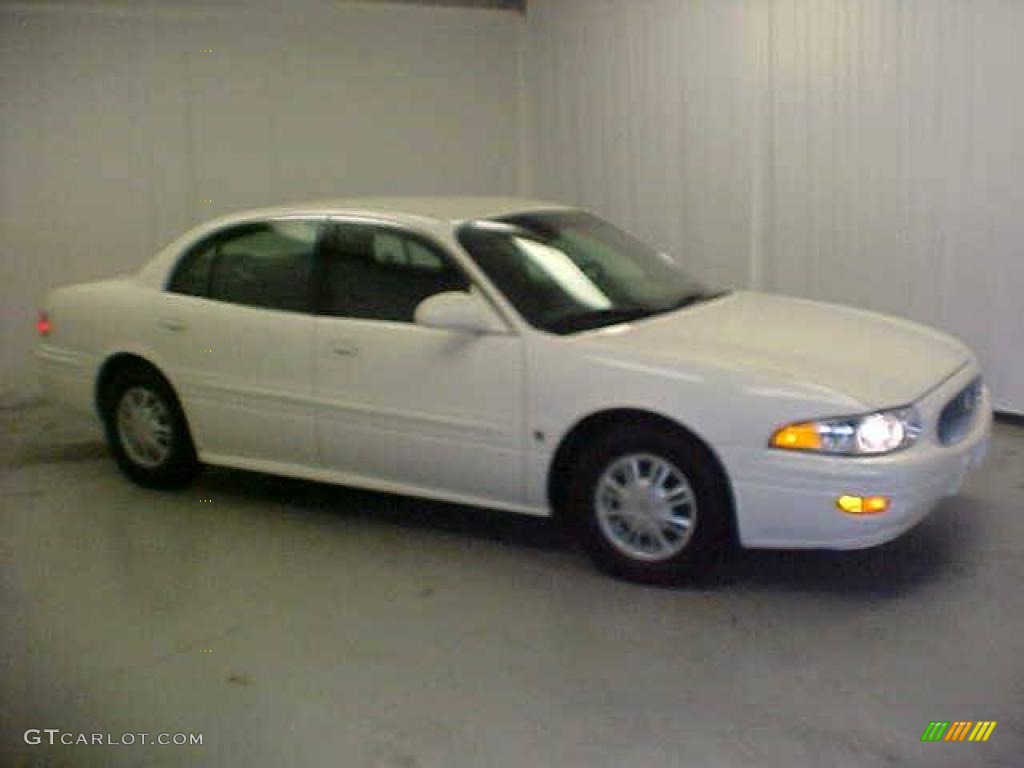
[
  {"x1": 116, "y1": 387, "x2": 172, "y2": 468},
  {"x1": 594, "y1": 453, "x2": 697, "y2": 562}
]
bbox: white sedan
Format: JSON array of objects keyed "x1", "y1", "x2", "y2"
[{"x1": 37, "y1": 197, "x2": 991, "y2": 583}]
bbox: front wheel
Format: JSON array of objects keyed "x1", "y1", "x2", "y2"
[
  {"x1": 102, "y1": 365, "x2": 198, "y2": 489},
  {"x1": 567, "y1": 425, "x2": 731, "y2": 584}
]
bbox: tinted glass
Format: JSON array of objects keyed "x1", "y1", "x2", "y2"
[
  {"x1": 167, "y1": 242, "x2": 217, "y2": 297},
  {"x1": 205, "y1": 220, "x2": 319, "y2": 312},
  {"x1": 318, "y1": 223, "x2": 469, "y2": 322},
  {"x1": 168, "y1": 220, "x2": 320, "y2": 312},
  {"x1": 457, "y1": 211, "x2": 720, "y2": 334}
]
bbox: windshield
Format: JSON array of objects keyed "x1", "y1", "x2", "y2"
[{"x1": 456, "y1": 210, "x2": 723, "y2": 334}]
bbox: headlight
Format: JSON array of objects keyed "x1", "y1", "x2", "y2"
[{"x1": 770, "y1": 406, "x2": 921, "y2": 456}]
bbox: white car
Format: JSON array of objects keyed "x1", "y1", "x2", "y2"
[{"x1": 37, "y1": 197, "x2": 991, "y2": 583}]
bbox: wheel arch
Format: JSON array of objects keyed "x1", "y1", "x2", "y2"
[
  {"x1": 546, "y1": 408, "x2": 738, "y2": 541},
  {"x1": 95, "y1": 352, "x2": 181, "y2": 420}
]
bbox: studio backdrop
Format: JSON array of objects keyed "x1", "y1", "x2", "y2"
[{"x1": 0, "y1": 0, "x2": 522, "y2": 397}]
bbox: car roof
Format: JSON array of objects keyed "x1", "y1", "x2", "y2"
[
  {"x1": 134, "y1": 196, "x2": 577, "y2": 289},
  {"x1": 226, "y1": 196, "x2": 574, "y2": 225}
]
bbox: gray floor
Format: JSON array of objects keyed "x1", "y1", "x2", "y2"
[{"x1": 2, "y1": 401, "x2": 1022, "y2": 768}]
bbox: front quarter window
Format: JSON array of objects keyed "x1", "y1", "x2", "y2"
[{"x1": 456, "y1": 211, "x2": 719, "y2": 334}]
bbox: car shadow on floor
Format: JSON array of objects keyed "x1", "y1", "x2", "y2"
[
  {"x1": 7, "y1": 440, "x2": 110, "y2": 468},
  {"x1": 5, "y1": 429, "x2": 975, "y2": 600},
  {"x1": 196, "y1": 465, "x2": 573, "y2": 553},
  {"x1": 195, "y1": 465, "x2": 982, "y2": 599},
  {"x1": 3, "y1": 432, "x2": 982, "y2": 599}
]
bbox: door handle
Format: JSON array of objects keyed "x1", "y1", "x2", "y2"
[
  {"x1": 332, "y1": 341, "x2": 358, "y2": 357},
  {"x1": 159, "y1": 318, "x2": 187, "y2": 332}
]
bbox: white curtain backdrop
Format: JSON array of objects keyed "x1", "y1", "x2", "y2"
[
  {"x1": 525, "y1": 0, "x2": 1024, "y2": 412},
  {"x1": 1, "y1": 1, "x2": 521, "y2": 397}
]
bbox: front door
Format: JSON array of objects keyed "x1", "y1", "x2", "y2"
[{"x1": 312, "y1": 220, "x2": 525, "y2": 507}]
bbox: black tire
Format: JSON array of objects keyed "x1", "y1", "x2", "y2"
[
  {"x1": 101, "y1": 364, "x2": 198, "y2": 489},
  {"x1": 566, "y1": 423, "x2": 731, "y2": 585}
]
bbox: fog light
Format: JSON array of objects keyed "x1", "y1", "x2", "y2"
[{"x1": 836, "y1": 495, "x2": 890, "y2": 515}]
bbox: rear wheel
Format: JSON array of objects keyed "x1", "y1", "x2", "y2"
[
  {"x1": 102, "y1": 365, "x2": 198, "y2": 488},
  {"x1": 567, "y1": 424, "x2": 730, "y2": 584}
]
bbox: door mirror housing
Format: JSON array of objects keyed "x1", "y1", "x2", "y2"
[{"x1": 414, "y1": 291, "x2": 506, "y2": 334}]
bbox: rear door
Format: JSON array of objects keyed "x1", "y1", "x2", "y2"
[{"x1": 158, "y1": 217, "x2": 322, "y2": 466}]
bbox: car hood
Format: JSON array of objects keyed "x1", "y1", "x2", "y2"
[{"x1": 582, "y1": 291, "x2": 970, "y2": 408}]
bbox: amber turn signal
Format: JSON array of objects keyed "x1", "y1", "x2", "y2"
[
  {"x1": 771, "y1": 422, "x2": 822, "y2": 451},
  {"x1": 836, "y1": 495, "x2": 890, "y2": 515}
]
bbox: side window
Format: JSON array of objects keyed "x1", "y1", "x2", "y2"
[
  {"x1": 167, "y1": 219, "x2": 319, "y2": 313},
  {"x1": 318, "y1": 223, "x2": 469, "y2": 322},
  {"x1": 407, "y1": 240, "x2": 444, "y2": 270},
  {"x1": 168, "y1": 220, "x2": 320, "y2": 313},
  {"x1": 167, "y1": 242, "x2": 217, "y2": 297},
  {"x1": 211, "y1": 220, "x2": 319, "y2": 312}
]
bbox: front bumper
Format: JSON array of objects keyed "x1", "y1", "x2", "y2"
[{"x1": 728, "y1": 363, "x2": 992, "y2": 550}]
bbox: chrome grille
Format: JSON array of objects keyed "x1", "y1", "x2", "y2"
[{"x1": 938, "y1": 376, "x2": 982, "y2": 445}]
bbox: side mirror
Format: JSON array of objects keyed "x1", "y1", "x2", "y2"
[{"x1": 414, "y1": 291, "x2": 506, "y2": 334}]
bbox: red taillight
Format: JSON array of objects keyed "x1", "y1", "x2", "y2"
[{"x1": 37, "y1": 311, "x2": 52, "y2": 336}]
